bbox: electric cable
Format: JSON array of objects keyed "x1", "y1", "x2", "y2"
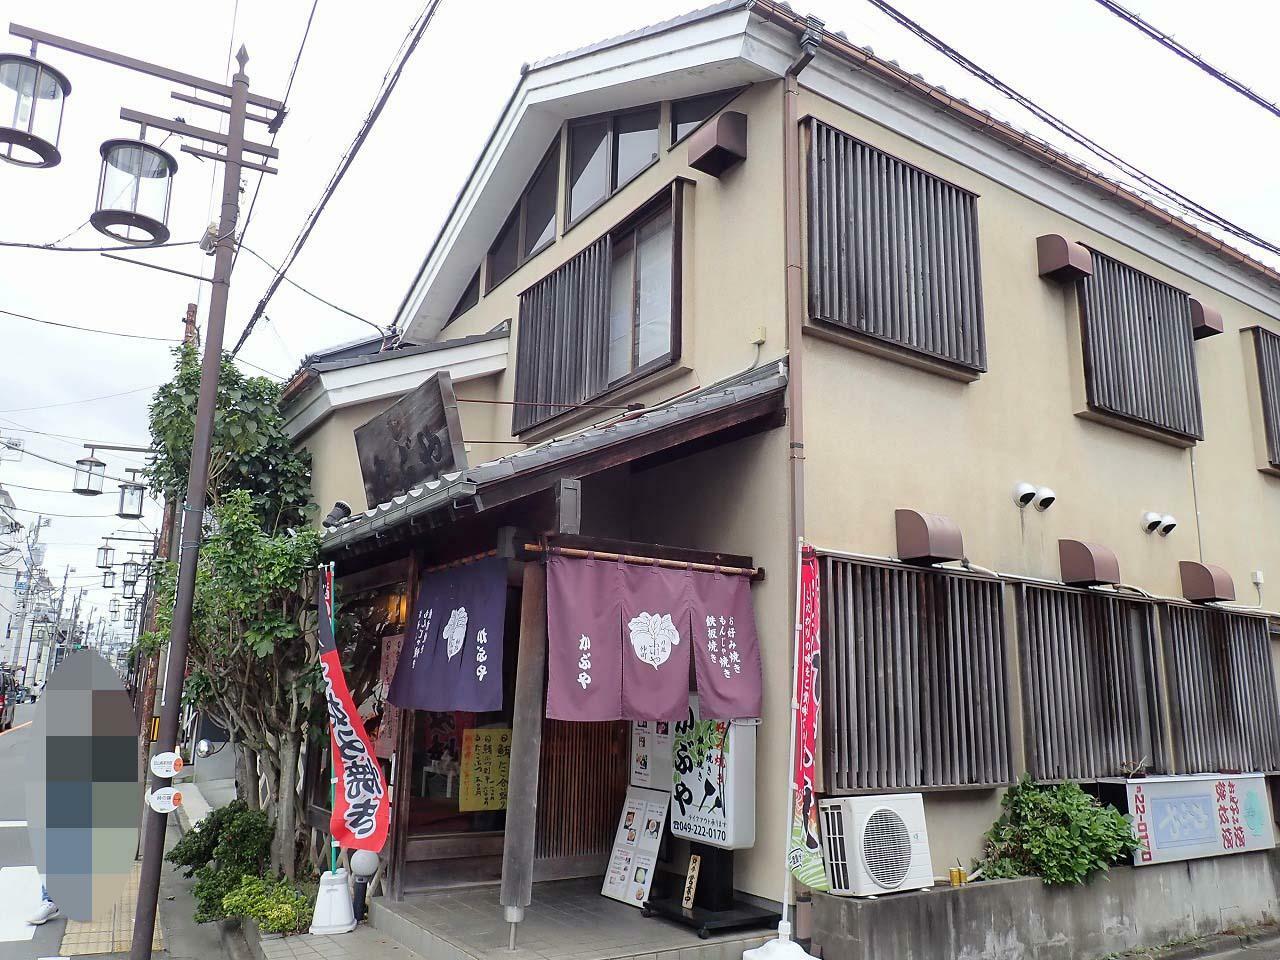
[
  {"x1": 232, "y1": 0, "x2": 443, "y2": 355},
  {"x1": 0, "y1": 239, "x2": 200, "y2": 253},
  {"x1": 0, "y1": 308, "x2": 183, "y2": 343},
  {"x1": 0, "y1": 444, "x2": 144, "y2": 484},
  {"x1": 1091, "y1": 0, "x2": 1280, "y2": 122},
  {"x1": 0, "y1": 385, "x2": 158, "y2": 415},
  {"x1": 860, "y1": 0, "x2": 1280, "y2": 260},
  {"x1": 236, "y1": 243, "x2": 384, "y2": 336}
]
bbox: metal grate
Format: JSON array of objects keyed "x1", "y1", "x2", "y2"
[
  {"x1": 1252, "y1": 327, "x2": 1280, "y2": 468},
  {"x1": 1160, "y1": 605, "x2": 1280, "y2": 774},
  {"x1": 862, "y1": 807, "x2": 912, "y2": 888},
  {"x1": 819, "y1": 802, "x2": 850, "y2": 892},
  {"x1": 512, "y1": 236, "x2": 612, "y2": 433},
  {"x1": 1077, "y1": 251, "x2": 1203, "y2": 440},
  {"x1": 806, "y1": 119, "x2": 985, "y2": 373},
  {"x1": 1018, "y1": 585, "x2": 1167, "y2": 780},
  {"x1": 820, "y1": 557, "x2": 1012, "y2": 791}
]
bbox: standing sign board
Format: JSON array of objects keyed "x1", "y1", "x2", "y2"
[
  {"x1": 630, "y1": 720, "x2": 674, "y2": 788},
  {"x1": 602, "y1": 786, "x2": 671, "y2": 906},
  {"x1": 670, "y1": 696, "x2": 755, "y2": 849},
  {"x1": 353, "y1": 370, "x2": 468, "y2": 508},
  {"x1": 1122, "y1": 773, "x2": 1275, "y2": 865}
]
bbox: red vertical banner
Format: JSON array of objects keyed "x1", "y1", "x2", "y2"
[
  {"x1": 318, "y1": 567, "x2": 390, "y2": 852},
  {"x1": 787, "y1": 547, "x2": 828, "y2": 889}
]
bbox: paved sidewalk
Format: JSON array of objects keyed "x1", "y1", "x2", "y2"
[{"x1": 257, "y1": 924, "x2": 428, "y2": 960}]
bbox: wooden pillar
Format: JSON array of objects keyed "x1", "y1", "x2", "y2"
[
  {"x1": 500, "y1": 561, "x2": 547, "y2": 938},
  {"x1": 389, "y1": 552, "x2": 420, "y2": 902}
]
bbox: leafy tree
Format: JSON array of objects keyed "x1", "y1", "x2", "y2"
[
  {"x1": 978, "y1": 776, "x2": 1139, "y2": 885},
  {"x1": 148, "y1": 344, "x2": 312, "y2": 532}
]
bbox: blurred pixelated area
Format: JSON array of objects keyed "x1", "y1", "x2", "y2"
[
  {"x1": 59, "y1": 860, "x2": 164, "y2": 955},
  {"x1": 26, "y1": 650, "x2": 139, "y2": 924}
]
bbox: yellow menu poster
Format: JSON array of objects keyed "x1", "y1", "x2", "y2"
[{"x1": 459, "y1": 727, "x2": 512, "y2": 811}]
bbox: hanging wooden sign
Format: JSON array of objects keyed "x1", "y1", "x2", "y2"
[
  {"x1": 354, "y1": 370, "x2": 468, "y2": 508},
  {"x1": 682, "y1": 853, "x2": 701, "y2": 909}
]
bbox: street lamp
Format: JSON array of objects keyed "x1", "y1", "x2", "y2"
[
  {"x1": 109, "y1": 597, "x2": 119, "y2": 615},
  {"x1": 121, "y1": 560, "x2": 139, "y2": 584},
  {"x1": 92, "y1": 138, "x2": 177, "y2": 244},
  {"x1": 117, "y1": 472, "x2": 145, "y2": 520},
  {"x1": 101, "y1": 569, "x2": 116, "y2": 589},
  {"x1": 96, "y1": 543, "x2": 115, "y2": 568},
  {"x1": 72, "y1": 452, "x2": 105, "y2": 495},
  {"x1": 0, "y1": 51, "x2": 70, "y2": 168}
]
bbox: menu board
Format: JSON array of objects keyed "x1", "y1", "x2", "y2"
[
  {"x1": 670, "y1": 696, "x2": 755, "y2": 850},
  {"x1": 630, "y1": 720, "x2": 674, "y2": 788},
  {"x1": 602, "y1": 786, "x2": 670, "y2": 906},
  {"x1": 374, "y1": 634, "x2": 404, "y2": 759},
  {"x1": 459, "y1": 727, "x2": 512, "y2": 811}
]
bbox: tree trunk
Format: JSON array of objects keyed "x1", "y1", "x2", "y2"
[
  {"x1": 274, "y1": 732, "x2": 300, "y2": 879},
  {"x1": 235, "y1": 739, "x2": 261, "y2": 811}
]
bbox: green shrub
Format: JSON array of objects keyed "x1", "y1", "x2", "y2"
[
  {"x1": 168, "y1": 800, "x2": 274, "y2": 923},
  {"x1": 978, "y1": 776, "x2": 1139, "y2": 885},
  {"x1": 223, "y1": 875, "x2": 314, "y2": 934}
]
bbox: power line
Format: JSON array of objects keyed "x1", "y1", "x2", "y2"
[
  {"x1": 860, "y1": 0, "x2": 1280, "y2": 261},
  {"x1": 231, "y1": 0, "x2": 321, "y2": 277},
  {"x1": 0, "y1": 307, "x2": 182, "y2": 343},
  {"x1": 232, "y1": 0, "x2": 443, "y2": 355},
  {"x1": 1091, "y1": 0, "x2": 1280, "y2": 122},
  {"x1": 0, "y1": 239, "x2": 199, "y2": 252},
  {"x1": 0, "y1": 384, "x2": 158, "y2": 415},
  {"x1": 237, "y1": 242, "x2": 384, "y2": 337},
  {"x1": 0, "y1": 417, "x2": 152, "y2": 457},
  {"x1": 4, "y1": 504, "x2": 122, "y2": 520}
]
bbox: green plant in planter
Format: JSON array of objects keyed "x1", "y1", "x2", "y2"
[
  {"x1": 978, "y1": 776, "x2": 1139, "y2": 885},
  {"x1": 222, "y1": 875, "x2": 315, "y2": 935}
]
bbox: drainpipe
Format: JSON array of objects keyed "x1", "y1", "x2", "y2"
[{"x1": 779, "y1": 14, "x2": 822, "y2": 934}]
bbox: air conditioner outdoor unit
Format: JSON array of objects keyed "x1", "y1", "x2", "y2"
[{"x1": 818, "y1": 793, "x2": 934, "y2": 896}]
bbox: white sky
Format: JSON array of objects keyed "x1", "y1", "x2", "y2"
[{"x1": 1, "y1": 0, "x2": 1278, "y2": 642}]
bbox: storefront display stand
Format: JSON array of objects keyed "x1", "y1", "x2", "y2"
[{"x1": 641, "y1": 897, "x2": 780, "y2": 939}]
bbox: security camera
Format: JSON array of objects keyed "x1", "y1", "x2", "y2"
[
  {"x1": 1012, "y1": 482, "x2": 1037, "y2": 509},
  {"x1": 1158, "y1": 515, "x2": 1177, "y2": 537},
  {"x1": 1033, "y1": 486, "x2": 1056, "y2": 511},
  {"x1": 1141, "y1": 511, "x2": 1163, "y2": 534}
]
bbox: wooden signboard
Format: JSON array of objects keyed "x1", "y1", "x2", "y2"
[{"x1": 353, "y1": 371, "x2": 468, "y2": 508}]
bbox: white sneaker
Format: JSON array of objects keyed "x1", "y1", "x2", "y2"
[{"x1": 27, "y1": 900, "x2": 60, "y2": 925}]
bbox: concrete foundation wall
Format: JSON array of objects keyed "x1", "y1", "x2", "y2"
[{"x1": 812, "y1": 850, "x2": 1280, "y2": 960}]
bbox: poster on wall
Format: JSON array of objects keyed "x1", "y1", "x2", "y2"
[
  {"x1": 669, "y1": 696, "x2": 755, "y2": 849},
  {"x1": 630, "y1": 720, "x2": 674, "y2": 788},
  {"x1": 1125, "y1": 773, "x2": 1276, "y2": 865},
  {"x1": 459, "y1": 727, "x2": 512, "y2": 812},
  {"x1": 602, "y1": 786, "x2": 670, "y2": 906}
]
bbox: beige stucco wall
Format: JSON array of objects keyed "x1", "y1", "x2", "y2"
[
  {"x1": 797, "y1": 86, "x2": 1280, "y2": 865},
  {"x1": 435, "y1": 82, "x2": 788, "y2": 442}
]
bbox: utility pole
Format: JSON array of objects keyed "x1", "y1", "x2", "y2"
[
  {"x1": 38, "y1": 564, "x2": 71, "y2": 683},
  {"x1": 4, "y1": 26, "x2": 285, "y2": 958}
]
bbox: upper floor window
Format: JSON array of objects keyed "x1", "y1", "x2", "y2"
[
  {"x1": 449, "y1": 269, "x2": 480, "y2": 322},
  {"x1": 805, "y1": 120, "x2": 986, "y2": 376},
  {"x1": 1077, "y1": 251, "x2": 1203, "y2": 442},
  {"x1": 513, "y1": 181, "x2": 684, "y2": 434},
  {"x1": 567, "y1": 106, "x2": 659, "y2": 225},
  {"x1": 1251, "y1": 327, "x2": 1280, "y2": 470},
  {"x1": 671, "y1": 88, "x2": 740, "y2": 145},
  {"x1": 487, "y1": 138, "x2": 560, "y2": 292}
]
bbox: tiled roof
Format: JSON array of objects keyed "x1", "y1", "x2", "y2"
[{"x1": 320, "y1": 360, "x2": 788, "y2": 553}]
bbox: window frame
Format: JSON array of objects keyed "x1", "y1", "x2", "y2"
[
  {"x1": 448, "y1": 268, "x2": 481, "y2": 323},
  {"x1": 564, "y1": 103, "x2": 662, "y2": 231},
  {"x1": 605, "y1": 199, "x2": 679, "y2": 390},
  {"x1": 486, "y1": 137, "x2": 561, "y2": 294},
  {"x1": 1250, "y1": 325, "x2": 1280, "y2": 470}
]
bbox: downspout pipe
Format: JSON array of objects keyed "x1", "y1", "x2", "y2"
[{"x1": 778, "y1": 14, "x2": 822, "y2": 940}]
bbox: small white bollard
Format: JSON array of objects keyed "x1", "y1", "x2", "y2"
[
  {"x1": 310, "y1": 868, "x2": 356, "y2": 936},
  {"x1": 742, "y1": 921, "x2": 816, "y2": 960}
]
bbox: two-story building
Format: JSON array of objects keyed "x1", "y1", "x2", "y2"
[{"x1": 282, "y1": 3, "x2": 1280, "y2": 957}]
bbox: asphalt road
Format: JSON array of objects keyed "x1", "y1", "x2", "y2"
[{"x1": 0, "y1": 701, "x2": 68, "y2": 960}]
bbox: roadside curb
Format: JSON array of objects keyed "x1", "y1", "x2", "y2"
[
  {"x1": 1139, "y1": 926, "x2": 1280, "y2": 960},
  {"x1": 221, "y1": 917, "x2": 256, "y2": 960}
]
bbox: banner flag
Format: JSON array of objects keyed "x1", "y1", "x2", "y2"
[
  {"x1": 787, "y1": 546, "x2": 828, "y2": 890},
  {"x1": 318, "y1": 567, "x2": 390, "y2": 852}
]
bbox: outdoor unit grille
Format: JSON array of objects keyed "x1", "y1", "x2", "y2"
[{"x1": 818, "y1": 794, "x2": 934, "y2": 897}]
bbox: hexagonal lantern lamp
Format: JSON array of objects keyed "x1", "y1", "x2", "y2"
[
  {"x1": 92, "y1": 138, "x2": 177, "y2": 245},
  {"x1": 109, "y1": 597, "x2": 120, "y2": 615},
  {"x1": 124, "y1": 603, "x2": 136, "y2": 627},
  {"x1": 121, "y1": 559, "x2": 140, "y2": 584},
  {"x1": 117, "y1": 476, "x2": 144, "y2": 520},
  {"x1": 72, "y1": 452, "x2": 106, "y2": 496},
  {"x1": 102, "y1": 569, "x2": 116, "y2": 590},
  {"x1": 110, "y1": 605, "x2": 119, "y2": 622},
  {"x1": 122, "y1": 578, "x2": 137, "y2": 599},
  {"x1": 0, "y1": 53, "x2": 71, "y2": 168},
  {"x1": 96, "y1": 543, "x2": 115, "y2": 569}
]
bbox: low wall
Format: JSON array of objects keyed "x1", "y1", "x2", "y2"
[{"x1": 812, "y1": 850, "x2": 1280, "y2": 960}]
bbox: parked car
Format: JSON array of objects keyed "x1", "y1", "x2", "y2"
[{"x1": 0, "y1": 672, "x2": 16, "y2": 731}]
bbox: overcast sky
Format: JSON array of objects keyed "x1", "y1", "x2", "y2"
[{"x1": 1, "y1": 0, "x2": 1277, "y2": 642}]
